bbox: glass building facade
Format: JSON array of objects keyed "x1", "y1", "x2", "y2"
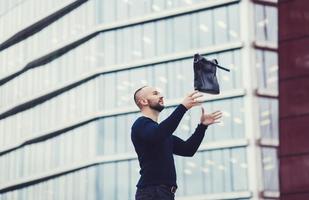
[{"x1": 0, "y1": 0, "x2": 279, "y2": 199}]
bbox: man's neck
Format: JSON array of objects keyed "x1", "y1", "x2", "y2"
[{"x1": 141, "y1": 109, "x2": 160, "y2": 122}]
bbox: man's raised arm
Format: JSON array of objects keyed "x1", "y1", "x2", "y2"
[{"x1": 134, "y1": 91, "x2": 203, "y2": 143}]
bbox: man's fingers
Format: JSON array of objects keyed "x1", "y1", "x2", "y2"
[
  {"x1": 192, "y1": 94, "x2": 203, "y2": 99},
  {"x1": 212, "y1": 112, "x2": 223, "y2": 118},
  {"x1": 193, "y1": 100, "x2": 203, "y2": 105},
  {"x1": 188, "y1": 90, "x2": 199, "y2": 97},
  {"x1": 213, "y1": 115, "x2": 222, "y2": 120},
  {"x1": 211, "y1": 110, "x2": 221, "y2": 115},
  {"x1": 212, "y1": 112, "x2": 222, "y2": 118}
]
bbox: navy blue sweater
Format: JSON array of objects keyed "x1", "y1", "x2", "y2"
[{"x1": 131, "y1": 104, "x2": 208, "y2": 188}]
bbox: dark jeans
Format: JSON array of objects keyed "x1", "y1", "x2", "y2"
[{"x1": 135, "y1": 185, "x2": 175, "y2": 200}]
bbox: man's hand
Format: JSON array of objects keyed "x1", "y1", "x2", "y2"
[
  {"x1": 181, "y1": 91, "x2": 203, "y2": 110},
  {"x1": 200, "y1": 107, "x2": 222, "y2": 126}
]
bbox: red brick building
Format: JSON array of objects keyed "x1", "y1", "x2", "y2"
[{"x1": 279, "y1": 0, "x2": 309, "y2": 199}]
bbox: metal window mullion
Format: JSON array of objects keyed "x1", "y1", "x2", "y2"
[
  {"x1": 240, "y1": 0, "x2": 264, "y2": 199},
  {"x1": 0, "y1": 0, "x2": 85, "y2": 51},
  {"x1": 0, "y1": 139, "x2": 248, "y2": 193},
  {"x1": 0, "y1": 42, "x2": 243, "y2": 121},
  {"x1": 177, "y1": 191, "x2": 252, "y2": 200},
  {"x1": 0, "y1": 0, "x2": 240, "y2": 83},
  {"x1": 0, "y1": 89, "x2": 246, "y2": 156}
]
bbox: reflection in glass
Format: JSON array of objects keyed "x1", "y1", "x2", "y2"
[
  {"x1": 254, "y1": 4, "x2": 278, "y2": 44},
  {"x1": 255, "y1": 50, "x2": 278, "y2": 92},
  {"x1": 261, "y1": 147, "x2": 279, "y2": 191},
  {"x1": 258, "y1": 98, "x2": 278, "y2": 140}
]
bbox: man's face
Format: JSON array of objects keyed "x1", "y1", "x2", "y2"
[{"x1": 140, "y1": 86, "x2": 165, "y2": 112}]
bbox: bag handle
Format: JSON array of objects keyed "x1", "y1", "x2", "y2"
[
  {"x1": 194, "y1": 54, "x2": 230, "y2": 72},
  {"x1": 207, "y1": 60, "x2": 230, "y2": 72}
]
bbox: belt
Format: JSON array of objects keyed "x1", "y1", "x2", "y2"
[{"x1": 159, "y1": 184, "x2": 177, "y2": 194}]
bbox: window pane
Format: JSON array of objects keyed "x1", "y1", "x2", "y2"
[
  {"x1": 116, "y1": 115, "x2": 127, "y2": 153},
  {"x1": 117, "y1": 162, "x2": 130, "y2": 199},
  {"x1": 130, "y1": 160, "x2": 140, "y2": 199},
  {"x1": 153, "y1": 63, "x2": 168, "y2": 97},
  {"x1": 102, "y1": 163, "x2": 116, "y2": 199},
  {"x1": 174, "y1": 15, "x2": 191, "y2": 51},
  {"x1": 255, "y1": 50, "x2": 278, "y2": 92},
  {"x1": 231, "y1": 148, "x2": 248, "y2": 191},
  {"x1": 254, "y1": 4, "x2": 278, "y2": 44},
  {"x1": 228, "y1": 4, "x2": 240, "y2": 41},
  {"x1": 262, "y1": 147, "x2": 279, "y2": 191},
  {"x1": 214, "y1": 7, "x2": 228, "y2": 44},
  {"x1": 183, "y1": 153, "x2": 203, "y2": 195},
  {"x1": 104, "y1": 118, "x2": 116, "y2": 155},
  {"x1": 197, "y1": 10, "x2": 214, "y2": 47},
  {"x1": 259, "y1": 98, "x2": 279, "y2": 140}
]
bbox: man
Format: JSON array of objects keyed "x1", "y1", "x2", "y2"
[{"x1": 131, "y1": 86, "x2": 222, "y2": 200}]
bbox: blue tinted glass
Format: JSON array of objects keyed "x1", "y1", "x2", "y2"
[
  {"x1": 183, "y1": 153, "x2": 203, "y2": 195},
  {"x1": 212, "y1": 150, "x2": 225, "y2": 193},
  {"x1": 103, "y1": 73, "x2": 116, "y2": 109},
  {"x1": 254, "y1": 4, "x2": 266, "y2": 42},
  {"x1": 262, "y1": 147, "x2": 279, "y2": 191},
  {"x1": 228, "y1": 4, "x2": 240, "y2": 41},
  {"x1": 127, "y1": 114, "x2": 138, "y2": 152},
  {"x1": 254, "y1": 4, "x2": 277, "y2": 44},
  {"x1": 255, "y1": 50, "x2": 278, "y2": 92},
  {"x1": 143, "y1": 22, "x2": 156, "y2": 59},
  {"x1": 213, "y1": 99, "x2": 233, "y2": 141},
  {"x1": 117, "y1": 162, "x2": 130, "y2": 199},
  {"x1": 197, "y1": 10, "x2": 214, "y2": 47},
  {"x1": 181, "y1": 59, "x2": 194, "y2": 94},
  {"x1": 116, "y1": 29, "x2": 125, "y2": 63},
  {"x1": 103, "y1": 31, "x2": 116, "y2": 65},
  {"x1": 95, "y1": 165, "x2": 104, "y2": 199},
  {"x1": 264, "y1": 51, "x2": 278, "y2": 92},
  {"x1": 104, "y1": 117, "x2": 116, "y2": 154},
  {"x1": 232, "y1": 98, "x2": 245, "y2": 139},
  {"x1": 116, "y1": 71, "x2": 131, "y2": 107},
  {"x1": 116, "y1": 115, "x2": 127, "y2": 153},
  {"x1": 217, "y1": 51, "x2": 234, "y2": 91},
  {"x1": 167, "y1": 61, "x2": 185, "y2": 100},
  {"x1": 259, "y1": 98, "x2": 278, "y2": 140},
  {"x1": 117, "y1": 0, "x2": 129, "y2": 20},
  {"x1": 231, "y1": 148, "x2": 248, "y2": 191},
  {"x1": 103, "y1": 163, "x2": 116, "y2": 199},
  {"x1": 130, "y1": 160, "x2": 140, "y2": 198},
  {"x1": 214, "y1": 7, "x2": 228, "y2": 44},
  {"x1": 265, "y1": 6, "x2": 278, "y2": 43},
  {"x1": 174, "y1": 156, "x2": 185, "y2": 196},
  {"x1": 203, "y1": 151, "x2": 213, "y2": 193},
  {"x1": 166, "y1": 18, "x2": 174, "y2": 53},
  {"x1": 153, "y1": 63, "x2": 168, "y2": 98},
  {"x1": 222, "y1": 149, "x2": 233, "y2": 192},
  {"x1": 174, "y1": 15, "x2": 192, "y2": 51},
  {"x1": 155, "y1": 20, "x2": 168, "y2": 56},
  {"x1": 132, "y1": 25, "x2": 143, "y2": 61}
]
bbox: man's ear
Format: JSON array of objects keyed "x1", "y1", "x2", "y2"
[{"x1": 139, "y1": 98, "x2": 148, "y2": 106}]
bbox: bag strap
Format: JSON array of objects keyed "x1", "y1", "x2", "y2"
[
  {"x1": 194, "y1": 53, "x2": 230, "y2": 72},
  {"x1": 208, "y1": 61, "x2": 230, "y2": 72}
]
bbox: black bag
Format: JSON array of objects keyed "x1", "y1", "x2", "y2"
[{"x1": 193, "y1": 53, "x2": 230, "y2": 94}]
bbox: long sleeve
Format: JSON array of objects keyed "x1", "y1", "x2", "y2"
[
  {"x1": 172, "y1": 123, "x2": 208, "y2": 157},
  {"x1": 133, "y1": 104, "x2": 187, "y2": 144}
]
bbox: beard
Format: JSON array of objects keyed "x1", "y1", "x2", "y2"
[{"x1": 148, "y1": 100, "x2": 165, "y2": 112}]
